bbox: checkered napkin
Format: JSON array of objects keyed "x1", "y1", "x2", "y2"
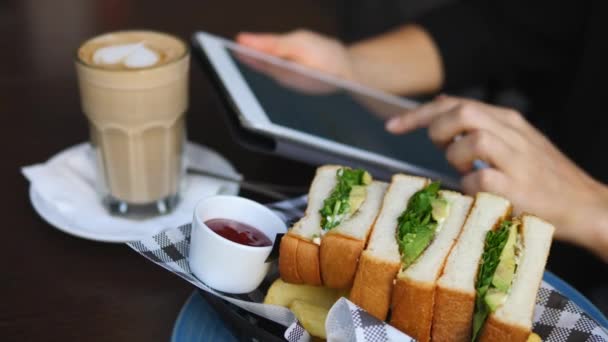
[{"x1": 127, "y1": 196, "x2": 608, "y2": 342}]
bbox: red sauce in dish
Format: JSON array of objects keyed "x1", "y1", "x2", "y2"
[{"x1": 205, "y1": 218, "x2": 272, "y2": 247}]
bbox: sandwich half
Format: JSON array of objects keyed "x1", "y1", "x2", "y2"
[
  {"x1": 431, "y1": 192, "x2": 512, "y2": 342},
  {"x1": 279, "y1": 165, "x2": 384, "y2": 287},
  {"x1": 476, "y1": 214, "x2": 554, "y2": 342},
  {"x1": 389, "y1": 189, "x2": 473, "y2": 342},
  {"x1": 320, "y1": 174, "x2": 388, "y2": 288},
  {"x1": 279, "y1": 165, "x2": 337, "y2": 285},
  {"x1": 349, "y1": 174, "x2": 429, "y2": 320}
]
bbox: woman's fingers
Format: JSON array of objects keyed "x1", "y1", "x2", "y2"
[
  {"x1": 445, "y1": 131, "x2": 514, "y2": 172},
  {"x1": 461, "y1": 168, "x2": 510, "y2": 196},
  {"x1": 429, "y1": 98, "x2": 531, "y2": 150},
  {"x1": 387, "y1": 95, "x2": 531, "y2": 154},
  {"x1": 385, "y1": 95, "x2": 460, "y2": 134},
  {"x1": 427, "y1": 103, "x2": 506, "y2": 146},
  {"x1": 236, "y1": 32, "x2": 282, "y2": 55},
  {"x1": 237, "y1": 30, "x2": 355, "y2": 81}
]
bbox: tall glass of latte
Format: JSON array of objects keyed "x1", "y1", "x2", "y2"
[{"x1": 76, "y1": 31, "x2": 189, "y2": 216}]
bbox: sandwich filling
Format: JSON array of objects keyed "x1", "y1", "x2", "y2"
[
  {"x1": 472, "y1": 219, "x2": 522, "y2": 341},
  {"x1": 396, "y1": 181, "x2": 450, "y2": 269},
  {"x1": 319, "y1": 168, "x2": 372, "y2": 231}
]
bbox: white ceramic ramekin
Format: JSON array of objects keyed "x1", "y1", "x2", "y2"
[{"x1": 189, "y1": 195, "x2": 287, "y2": 293}]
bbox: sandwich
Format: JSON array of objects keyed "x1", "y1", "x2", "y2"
[
  {"x1": 278, "y1": 165, "x2": 556, "y2": 341},
  {"x1": 432, "y1": 193, "x2": 554, "y2": 342},
  {"x1": 319, "y1": 169, "x2": 388, "y2": 288},
  {"x1": 279, "y1": 165, "x2": 387, "y2": 287},
  {"x1": 431, "y1": 192, "x2": 512, "y2": 342},
  {"x1": 349, "y1": 174, "x2": 427, "y2": 320},
  {"x1": 389, "y1": 186, "x2": 474, "y2": 341},
  {"x1": 474, "y1": 215, "x2": 554, "y2": 342},
  {"x1": 350, "y1": 174, "x2": 473, "y2": 342}
]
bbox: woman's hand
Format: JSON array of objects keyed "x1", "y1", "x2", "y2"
[
  {"x1": 237, "y1": 30, "x2": 356, "y2": 81},
  {"x1": 386, "y1": 95, "x2": 608, "y2": 260},
  {"x1": 237, "y1": 26, "x2": 443, "y2": 95}
]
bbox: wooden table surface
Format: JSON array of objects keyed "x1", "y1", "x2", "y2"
[{"x1": 0, "y1": 0, "x2": 336, "y2": 340}]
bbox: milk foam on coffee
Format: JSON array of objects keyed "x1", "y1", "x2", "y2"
[
  {"x1": 76, "y1": 31, "x2": 189, "y2": 205},
  {"x1": 93, "y1": 42, "x2": 160, "y2": 68},
  {"x1": 78, "y1": 31, "x2": 186, "y2": 70}
]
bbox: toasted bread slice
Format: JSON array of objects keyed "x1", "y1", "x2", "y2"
[
  {"x1": 349, "y1": 174, "x2": 428, "y2": 320},
  {"x1": 479, "y1": 215, "x2": 554, "y2": 342},
  {"x1": 278, "y1": 233, "x2": 303, "y2": 283},
  {"x1": 390, "y1": 191, "x2": 473, "y2": 342},
  {"x1": 279, "y1": 165, "x2": 340, "y2": 285},
  {"x1": 320, "y1": 181, "x2": 388, "y2": 288},
  {"x1": 431, "y1": 192, "x2": 511, "y2": 342}
]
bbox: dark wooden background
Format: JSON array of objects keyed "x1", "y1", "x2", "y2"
[{"x1": 0, "y1": 0, "x2": 337, "y2": 340}]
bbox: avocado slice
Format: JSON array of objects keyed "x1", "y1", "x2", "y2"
[
  {"x1": 491, "y1": 223, "x2": 519, "y2": 291},
  {"x1": 396, "y1": 183, "x2": 448, "y2": 268},
  {"x1": 348, "y1": 185, "x2": 367, "y2": 214},
  {"x1": 400, "y1": 226, "x2": 436, "y2": 268},
  {"x1": 362, "y1": 171, "x2": 372, "y2": 185},
  {"x1": 431, "y1": 197, "x2": 450, "y2": 222},
  {"x1": 484, "y1": 288, "x2": 508, "y2": 311}
]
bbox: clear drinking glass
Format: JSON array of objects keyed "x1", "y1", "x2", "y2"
[{"x1": 75, "y1": 31, "x2": 189, "y2": 217}]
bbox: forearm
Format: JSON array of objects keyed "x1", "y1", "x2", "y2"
[
  {"x1": 347, "y1": 25, "x2": 443, "y2": 96},
  {"x1": 564, "y1": 177, "x2": 608, "y2": 263},
  {"x1": 592, "y1": 213, "x2": 608, "y2": 262},
  {"x1": 572, "y1": 183, "x2": 608, "y2": 262}
]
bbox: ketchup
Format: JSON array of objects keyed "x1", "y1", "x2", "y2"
[{"x1": 205, "y1": 218, "x2": 272, "y2": 247}]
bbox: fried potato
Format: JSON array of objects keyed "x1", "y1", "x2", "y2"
[
  {"x1": 289, "y1": 300, "x2": 328, "y2": 339},
  {"x1": 527, "y1": 333, "x2": 542, "y2": 342},
  {"x1": 264, "y1": 279, "x2": 349, "y2": 339},
  {"x1": 264, "y1": 279, "x2": 345, "y2": 309}
]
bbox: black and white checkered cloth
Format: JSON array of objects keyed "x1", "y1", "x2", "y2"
[
  {"x1": 326, "y1": 297, "x2": 414, "y2": 341},
  {"x1": 127, "y1": 195, "x2": 608, "y2": 342}
]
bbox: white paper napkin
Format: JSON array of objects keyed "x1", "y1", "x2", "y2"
[{"x1": 22, "y1": 142, "x2": 239, "y2": 241}]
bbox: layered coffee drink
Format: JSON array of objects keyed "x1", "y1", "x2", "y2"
[{"x1": 76, "y1": 31, "x2": 189, "y2": 215}]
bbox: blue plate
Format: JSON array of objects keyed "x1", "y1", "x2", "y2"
[
  {"x1": 171, "y1": 271, "x2": 607, "y2": 341},
  {"x1": 171, "y1": 292, "x2": 237, "y2": 342}
]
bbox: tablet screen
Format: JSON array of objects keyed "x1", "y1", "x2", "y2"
[{"x1": 225, "y1": 46, "x2": 458, "y2": 180}]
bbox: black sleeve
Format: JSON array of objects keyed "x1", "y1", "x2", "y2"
[{"x1": 415, "y1": 0, "x2": 589, "y2": 90}]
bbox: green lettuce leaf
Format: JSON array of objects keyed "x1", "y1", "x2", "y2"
[
  {"x1": 471, "y1": 221, "x2": 511, "y2": 341},
  {"x1": 319, "y1": 168, "x2": 371, "y2": 230},
  {"x1": 396, "y1": 181, "x2": 443, "y2": 268}
]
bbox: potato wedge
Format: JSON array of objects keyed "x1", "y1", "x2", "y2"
[
  {"x1": 289, "y1": 300, "x2": 328, "y2": 339},
  {"x1": 264, "y1": 279, "x2": 345, "y2": 309}
]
